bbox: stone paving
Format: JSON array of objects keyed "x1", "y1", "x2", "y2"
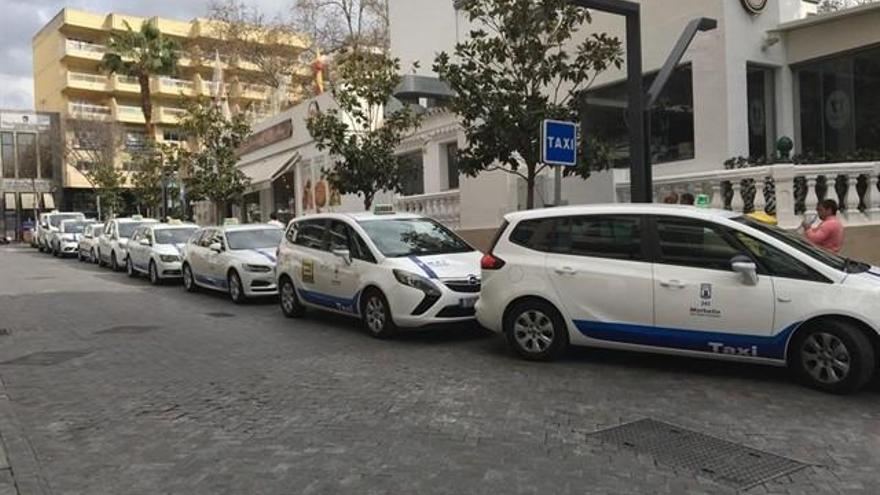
[{"x1": 0, "y1": 246, "x2": 879, "y2": 494}]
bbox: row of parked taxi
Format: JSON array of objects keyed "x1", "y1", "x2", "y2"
[{"x1": 31, "y1": 204, "x2": 880, "y2": 394}]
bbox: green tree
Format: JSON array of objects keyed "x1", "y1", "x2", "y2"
[
  {"x1": 818, "y1": 0, "x2": 877, "y2": 12},
  {"x1": 63, "y1": 119, "x2": 127, "y2": 219},
  {"x1": 180, "y1": 102, "x2": 252, "y2": 221},
  {"x1": 102, "y1": 21, "x2": 181, "y2": 137},
  {"x1": 434, "y1": 0, "x2": 623, "y2": 209},
  {"x1": 130, "y1": 143, "x2": 180, "y2": 218},
  {"x1": 306, "y1": 51, "x2": 421, "y2": 210}
]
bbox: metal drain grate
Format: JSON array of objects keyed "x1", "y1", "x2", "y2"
[
  {"x1": 588, "y1": 419, "x2": 807, "y2": 489},
  {"x1": 96, "y1": 325, "x2": 161, "y2": 335},
  {"x1": 0, "y1": 351, "x2": 90, "y2": 366},
  {"x1": 205, "y1": 312, "x2": 235, "y2": 318}
]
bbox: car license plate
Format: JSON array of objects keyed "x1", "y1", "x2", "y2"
[{"x1": 460, "y1": 297, "x2": 478, "y2": 309}]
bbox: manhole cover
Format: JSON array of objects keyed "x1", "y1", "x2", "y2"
[
  {"x1": 96, "y1": 325, "x2": 161, "y2": 335},
  {"x1": 588, "y1": 419, "x2": 807, "y2": 489},
  {"x1": 0, "y1": 351, "x2": 90, "y2": 366},
  {"x1": 205, "y1": 312, "x2": 235, "y2": 318}
]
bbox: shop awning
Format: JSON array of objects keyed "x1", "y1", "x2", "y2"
[{"x1": 239, "y1": 151, "x2": 299, "y2": 187}]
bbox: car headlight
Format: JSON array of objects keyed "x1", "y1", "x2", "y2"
[
  {"x1": 244, "y1": 264, "x2": 272, "y2": 273},
  {"x1": 159, "y1": 254, "x2": 180, "y2": 263},
  {"x1": 393, "y1": 269, "x2": 441, "y2": 296}
]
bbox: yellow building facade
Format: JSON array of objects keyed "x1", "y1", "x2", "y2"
[{"x1": 32, "y1": 8, "x2": 308, "y2": 211}]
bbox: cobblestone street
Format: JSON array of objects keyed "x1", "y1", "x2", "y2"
[{"x1": 0, "y1": 246, "x2": 879, "y2": 494}]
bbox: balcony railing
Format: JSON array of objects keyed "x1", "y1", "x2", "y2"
[
  {"x1": 157, "y1": 77, "x2": 195, "y2": 94},
  {"x1": 116, "y1": 105, "x2": 145, "y2": 123},
  {"x1": 65, "y1": 40, "x2": 106, "y2": 57},
  {"x1": 68, "y1": 102, "x2": 111, "y2": 119},
  {"x1": 67, "y1": 72, "x2": 110, "y2": 91},
  {"x1": 396, "y1": 190, "x2": 461, "y2": 230},
  {"x1": 615, "y1": 162, "x2": 880, "y2": 229}
]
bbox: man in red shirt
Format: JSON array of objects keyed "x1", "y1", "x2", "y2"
[{"x1": 803, "y1": 199, "x2": 845, "y2": 253}]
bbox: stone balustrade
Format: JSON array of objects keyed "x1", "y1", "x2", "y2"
[{"x1": 396, "y1": 190, "x2": 461, "y2": 229}]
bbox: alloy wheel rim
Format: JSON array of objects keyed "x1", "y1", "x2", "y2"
[
  {"x1": 365, "y1": 297, "x2": 385, "y2": 333},
  {"x1": 802, "y1": 332, "x2": 851, "y2": 384},
  {"x1": 184, "y1": 267, "x2": 192, "y2": 289},
  {"x1": 230, "y1": 275, "x2": 241, "y2": 300},
  {"x1": 513, "y1": 310, "x2": 555, "y2": 354},
  {"x1": 150, "y1": 264, "x2": 158, "y2": 283},
  {"x1": 281, "y1": 282, "x2": 296, "y2": 313},
  {"x1": 127, "y1": 259, "x2": 133, "y2": 275}
]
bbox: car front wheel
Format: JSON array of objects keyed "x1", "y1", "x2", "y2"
[
  {"x1": 228, "y1": 271, "x2": 246, "y2": 304},
  {"x1": 182, "y1": 264, "x2": 198, "y2": 293},
  {"x1": 149, "y1": 261, "x2": 161, "y2": 286},
  {"x1": 279, "y1": 277, "x2": 306, "y2": 318},
  {"x1": 504, "y1": 299, "x2": 569, "y2": 361},
  {"x1": 789, "y1": 320, "x2": 875, "y2": 394},
  {"x1": 126, "y1": 257, "x2": 137, "y2": 278},
  {"x1": 361, "y1": 289, "x2": 396, "y2": 339}
]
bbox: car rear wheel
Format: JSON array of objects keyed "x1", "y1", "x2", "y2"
[
  {"x1": 279, "y1": 277, "x2": 306, "y2": 318},
  {"x1": 361, "y1": 289, "x2": 396, "y2": 339},
  {"x1": 91, "y1": 248, "x2": 98, "y2": 265},
  {"x1": 182, "y1": 264, "x2": 198, "y2": 293},
  {"x1": 228, "y1": 271, "x2": 246, "y2": 304},
  {"x1": 149, "y1": 261, "x2": 161, "y2": 286},
  {"x1": 111, "y1": 252, "x2": 120, "y2": 272},
  {"x1": 504, "y1": 299, "x2": 569, "y2": 361},
  {"x1": 126, "y1": 257, "x2": 137, "y2": 278},
  {"x1": 789, "y1": 320, "x2": 875, "y2": 394}
]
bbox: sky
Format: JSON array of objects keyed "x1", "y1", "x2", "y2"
[{"x1": 0, "y1": 0, "x2": 285, "y2": 110}]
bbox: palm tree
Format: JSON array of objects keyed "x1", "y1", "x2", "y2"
[{"x1": 101, "y1": 21, "x2": 180, "y2": 138}]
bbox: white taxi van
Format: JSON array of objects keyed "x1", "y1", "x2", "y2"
[
  {"x1": 276, "y1": 208, "x2": 482, "y2": 338},
  {"x1": 476, "y1": 204, "x2": 880, "y2": 394},
  {"x1": 181, "y1": 223, "x2": 283, "y2": 303}
]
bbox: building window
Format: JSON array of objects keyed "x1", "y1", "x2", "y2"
[
  {"x1": 39, "y1": 132, "x2": 54, "y2": 179},
  {"x1": 583, "y1": 64, "x2": 695, "y2": 167},
  {"x1": 162, "y1": 129, "x2": 183, "y2": 142},
  {"x1": 20, "y1": 193, "x2": 36, "y2": 210},
  {"x1": 4, "y1": 193, "x2": 16, "y2": 210},
  {"x1": 796, "y1": 47, "x2": 880, "y2": 157},
  {"x1": 124, "y1": 131, "x2": 147, "y2": 152},
  {"x1": 16, "y1": 133, "x2": 37, "y2": 179},
  {"x1": 747, "y1": 65, "x2": 776, "y2": 160},
  {"x1": 1, "y1": 132, "x2": 14, "y2": 178},
  {"x1": 444, "y1": 142, "x2": 460, "y2": 190},
  {"x1": 76, "y1": 160, "x2": 94, "y2": 173},
  {"x1": 399, "y1": 151, "x2": 424, "y2": 196},
  {"x1": 42, "y1": 193, "x2": 56, "y2": 210}
]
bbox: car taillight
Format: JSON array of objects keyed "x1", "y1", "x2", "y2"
[{"x1": 481, "y1": 253, "x2": 506, "y2": 270}]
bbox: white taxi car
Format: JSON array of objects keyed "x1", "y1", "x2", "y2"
[
  {"x1": 37, "y1": 212, "x2": 85, "y2": 252},
  {"x1": 77, "y1": 223, "x2": 105, "y2": 263},
  {"x1": 181, "y1": 224, "x2": 283, "y2": 303},
  {"x1": 49, "y1": 219, "x2": 96, "y2": 257},
  {"x1": 276, "y1": 209, "x2": 482, "y2": 338},
  {"x1": 125, "y1": 222, "x2": 199, "y2": 284},
  {"x1": 97, "y1": 216, "x2": 158, "y2": 271},
  {"x1": 476, "y1": 204, "x2": 880, "y2": 394}
]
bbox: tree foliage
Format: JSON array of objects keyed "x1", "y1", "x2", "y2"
[
  {"x1": 207, "y1": 0, "x2": 307, "y2": 95},
  {"x1": 101, "y1": 21, "x2": 180, "y2": 138},
  {"x1": 818, "y1": 0, "x2": 877, "y2": 13},
  {"x1": 130, "y1": 143, "x2": 180, "y2": 218},
  {"x1": 306, "y1": 52, "x2": 421, "y2": 210},
  {"x1": 292, "y1": 0, "x2": 389, "y2": 58},
  {"x1": 179, "y1": 102, "x2": 252, "y2": 219},
  {"x1": 434, "y1": 0, "x2": 623, "y2": 209},
  {"x1": 63, "y1": 119, "x2": 127, "y2": 219}
]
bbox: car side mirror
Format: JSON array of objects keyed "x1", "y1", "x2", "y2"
[
  {"x1": 731, "y1": 255, "x2": 758, "y2": 286},
  {"x1": 332, "y1": 249, "x2": 352, "y2": 265},
  {"x1": 209, "y1": 242, "x2": 223, "y2": 253}
]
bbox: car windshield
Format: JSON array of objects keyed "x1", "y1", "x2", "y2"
[
  {"x1": 154, "y1": 228, "x2": 197, "y2": 245},
  {"x1": 50, "y1": 214, "x2": 84, "y2": 228},
  {"x1": 118, "y1": 222, "x2": 146, "y2": 238},
  {"x1": 226, "y1": 228, "x2": 283, "y2": 250},
  {"x1": 358, "y1": 218, "x2": 474, "y2": 257},
  {"x1": 62, "y1": 221, "x2": 91, "y2": 234},
  {"x1": 733, "y1": 216, "x2": 869, "y2": 273}
]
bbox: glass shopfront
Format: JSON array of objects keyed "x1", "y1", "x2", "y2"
[{"x1": 796, "y1": 46, "x2": 880, "y2": 157}]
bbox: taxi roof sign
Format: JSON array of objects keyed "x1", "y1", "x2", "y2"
[
  {"x1": 223, "y1": 218, "x2": 240, "y2": 226},
  {"x1": 131, "y1": 214, "x2": 144, "y2": 220},
  {"x1": 695, "y1": 194, "x2": 711, "y2": 208},
  {"x1": 373, "y1": 204, "x2": 396, "y2": 215}
]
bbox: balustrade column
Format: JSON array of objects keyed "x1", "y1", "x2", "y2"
[
  {"x1": 710, "y1": 183, "x2": 724, "y2": 209},
  {"x1": 730, "y1": 182, "x2": 744, "y2": 213},
  {"x1": 753, "y1": 178, "x2": 766, "y2": 214},
  {"x1": 805, "y1": 177, "x2": 819, "y2": 214},
  {"x1": 867, "y1": 174, "x2": 880, "y2": 221},
  {"x1": 845, "y1": 174, "x2": 861, "y2": 218}
]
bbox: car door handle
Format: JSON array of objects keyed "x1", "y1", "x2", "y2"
[
  {"x1": 660, "y1": 279, "x2": 686, "y2": 289},
  {"x1": 554, "y1": 266, "x2": 577, "y2": 276}
]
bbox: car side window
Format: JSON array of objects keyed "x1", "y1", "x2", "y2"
[
  {"x1": 131, "y1": 229, "x2": 140, "y2": 242},
  {"x1": 509, "y1": 218, "x2": 557, "y2": 252},
  {"x1": 558, "y1": 215, "x2": 645, "y2": 260},
  {"x1": 329, "y1": 221, "x2": 376, "y2": 263},
  {"x1": 293, "y1": 220, "x2": 328, "y2": 251},
  {"x1": 655, "y1": 217, "x2": 742, "y2": 271},
  {"x1": 198, "y1": 230, "x2": 214, "y2": 248},
  {"x1": 733, "y1": 231, "x2": 831, "y2": 283}
]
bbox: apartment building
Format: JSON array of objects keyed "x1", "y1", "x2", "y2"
[{"x1": 32, "y1": 8, "x2": 309, "y2": 213}]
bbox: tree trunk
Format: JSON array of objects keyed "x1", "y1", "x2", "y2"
[
  {"x1": 526, "y1": 165, "x2": 536, "y2": 210},
  {"x1": 363, "y1": 193, "x2": 373, "y2": 211},
  {"x1": 137, "y1": 73, "x2": 155, "y2": 139}
]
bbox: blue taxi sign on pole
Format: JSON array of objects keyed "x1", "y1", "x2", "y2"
[{"x1": 541, "y1": 119, "x2": 578, "y2": 167}]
